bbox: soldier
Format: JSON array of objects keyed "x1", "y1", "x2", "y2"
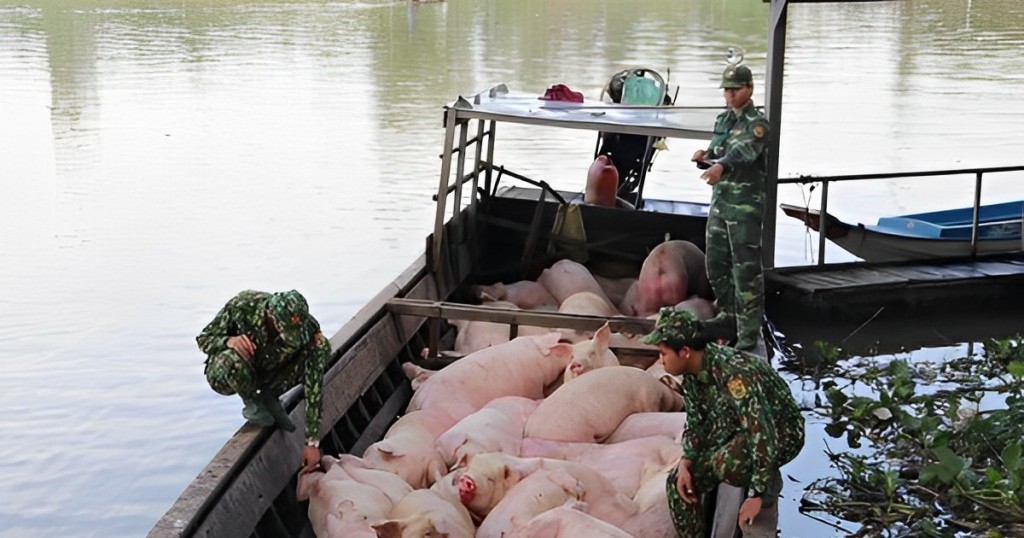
[
  {"x1": 642, "y1": 307, "x2": 804, "y2": 537},
  {"x1": 197, "y1": 289, "x2": 330, "y2": 470},
  {"x1": 691, "y1": 64, "x2": 770, "y2": 352}
]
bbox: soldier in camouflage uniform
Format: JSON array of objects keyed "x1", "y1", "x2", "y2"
[
  {"x1": 197, "y1": 289, "x2": 330, "y2": 469},
  {"x1": 692, "y1": 64, "x2": 770, "y2": 351},
  {"x1": 642, "y1": 307, "x2": 804, "y2": 537}
]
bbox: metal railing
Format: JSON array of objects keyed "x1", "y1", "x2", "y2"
[{"x1": 776, "y1": 165, "x2": 1024, "y2": 265}]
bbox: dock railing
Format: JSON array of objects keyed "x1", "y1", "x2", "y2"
[{"x1": 773, "y1": 164, "x2": 1024, "y2": 265}]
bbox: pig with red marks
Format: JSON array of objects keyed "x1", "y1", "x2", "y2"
[
  {"x1": 620, "y1": 240, "x2": 714, "y2": 317},
  {"x1": 525, "y1": 366, "x2": 683, "y2": 443}
]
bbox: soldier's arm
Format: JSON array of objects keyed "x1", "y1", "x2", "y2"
[
  {"x1": 196, "y1": 295, "x2": 244, "y2": 355},
  {"x1": 680, "y1": 380, "x2": 703, "y2": 460},
  {"x1": 301, "y1": 333, "x2": 331, "y2": 444},
  {"x1": 726, "y1": 371, "x2": 780, "y2": 498},
  {"x1": 716, "y1": 118, "x2": 769, "y2": 177}
]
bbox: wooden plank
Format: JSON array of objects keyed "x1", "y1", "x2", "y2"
[{"x1": 386, "y1": 298, "x2": 655, "y2": 335}]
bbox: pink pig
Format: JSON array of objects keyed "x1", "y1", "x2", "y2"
[
  {"x1": 537, "y1": 259, "x2": 618, "y2": 312},
  {"x1": 622, "y1": 240, "x2": 713, "y2": 317},
  {"x1": 361, "y1": 410, "x2": 448, "y2": 489},
  {"x1": 525, "y1": 366, "x2": 683, "y2": 443},
  {"x1": 372, "y1": 489, "x2": 476, "y2": 538},
  {"x1": 620, "y1": 469, "x2": 676, "y2": 537},
  {"x1": 471, "y1": 280, "x2": 559, "y2": 310},
  {"x1": 509, "y1": 506, "x2": 634, "y2": 538},
  {"x1": 296, "y1": 464, "x2": 393, "y2": 538},
  {"x1": 562, "y1": 322, "x2": 619, "y2": 383},
  {"x1": 406, "y1": 333, "x2": 573, "y2": 431},
  {"x1": 604, "y1": 411, "x2": 687, "y2": 444},
  {"x1": 435, "y1": 395, "x2": 540, "y2": 467}
]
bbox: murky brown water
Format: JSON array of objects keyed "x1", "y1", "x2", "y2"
[{"x1": 1, "y1": 0, "x2": 1023, "y2": 535}]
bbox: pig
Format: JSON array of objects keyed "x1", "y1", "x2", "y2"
[
  {"x1": 297, "y1": 465, "x2": 393, "y2": 538},
  {"x1": 519, "y1": 435, "x2": 681, "y2": 497},
  {"x1": 524, "y1": 366, "x2": 684, "y2": 443},
  {"x1": 620, "y1": 469, "x2": 676, "y2": 538},
  {"x1": 435, "y1": 395, "x2": 540, "y2": 467},
  {"x1": 621, "y1": 240, "x2": 714, "y2": 317},
  {"x1": 454, "y1": 453, "x2": 634, "y2": 522},
  {"x1": 321, "y1": 455, "x2": 413, "y2": 504},
  {"x1": 537, "y1": 259, "x2": 618, "y2": 313},
  {"x1": 361, "y1": 410, "x2": 448, "y2": 488},
  {"x1": 584, "y1": 154, "x2": 619, "y2": 207},
  {"x1": 471, "y1": 280, "x2": 559, "y2": 310},
  {"x1": 474, "y1": 468, "x2": 583, "y2": 538},
  {"x1": 509, "y1": 506, "x2": 634, "y2": 538},
  {"x1": 604, "y1": 412, "x2": 687, "y2": 444},
  {"x1": 562, "y1": 322, "x2": 619, "y2": 383},
  {"x1": 451, "y1": 299, "x2": 549, "y2": 355},
  {"x1": 372, "y1": 489, "x2": 476, "y2": 538},
  {"x1": 472, "y1": 457, "x2": 637, "y2": 537},
  {"x1": 405, "y1": 332, "x2": 574, "y2": 430}
]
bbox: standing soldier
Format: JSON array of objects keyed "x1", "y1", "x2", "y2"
[
  {"x1": 692, "y1": 63, "x2": 770, "y2": 353},
  {"x1": 642, "y1": 307, "x2": 804, "y2": 537},
  {"x1": 197, "y1": 289, "x2": 330, "y2": 470}
]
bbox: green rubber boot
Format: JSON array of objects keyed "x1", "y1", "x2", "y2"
[
  {"x1": 259, "y1": 392, "x2": 296, "y2": 433},
  {"x1": 241, "y1": 396, "x2": 274, "y2": 427}
]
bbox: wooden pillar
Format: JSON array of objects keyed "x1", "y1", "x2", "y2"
[{"x1": 763, "y1": 0, "x2": 788, "y2": 269}]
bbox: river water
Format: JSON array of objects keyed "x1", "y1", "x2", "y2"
[{"x1": 1, "y1": 0, "x2": 1023, "y2": 536}]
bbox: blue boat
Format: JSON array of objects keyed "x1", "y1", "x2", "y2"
[{"x1": 780, "y1": 201, "x2": 1024, "y2": 262}]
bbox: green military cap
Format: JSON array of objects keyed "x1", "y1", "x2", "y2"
[
  {"x1": 268, "y1": 290, "x2": 315, "y2": 348},
  {"x1": 720, "y1": 65, "x2": 753, "y2": 89},
  {"x1": 642, "y1": 307, "x2": 705, "y2": 349}
]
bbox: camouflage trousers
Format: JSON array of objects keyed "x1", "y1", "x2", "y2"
[
  {"x1": 665, "y1": 436, "x2": 781, "y2": 538},
  {"x1": 204, "y1": 349, "x2": 304, "y2": 400},
  {"x1": 705, "y1": 206, "x2": 764, "y2": 351}
]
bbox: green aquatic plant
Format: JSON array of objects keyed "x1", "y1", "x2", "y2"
[{"x1": 802, "y1": 335, "x2": 1024, "y2": 536}]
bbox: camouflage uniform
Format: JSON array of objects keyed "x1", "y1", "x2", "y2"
[
  {"x1": 643, "y1": 308, "x2": 804, "y2": 538},
  {"x1": 704, "y1": 65, "x2": 770, "y2": 351},
  {"x1": 197, "y1": 289, "x2": 330, "y2": 443}
]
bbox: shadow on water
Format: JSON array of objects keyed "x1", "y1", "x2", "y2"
[{"x1": 769, "y1": 303, "x2": 1024, "y2": 536}]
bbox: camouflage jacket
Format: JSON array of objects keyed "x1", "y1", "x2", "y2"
[
  {"x1": 679, "y1": 343, "x2": 804, "y2": 497},
  {"x1": 706, "y1": 101, "x2": 769, "y2": 211},
  {"x1": 197, "y1": 290, "x2": 329, "y2": 441}
]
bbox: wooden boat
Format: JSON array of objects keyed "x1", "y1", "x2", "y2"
[
  {"x1": 780, "y1": 201, "x2": 1024, "y2": 262},
  {"x1": 148, "y1": 85, "x2": 720, "y2": 537}
]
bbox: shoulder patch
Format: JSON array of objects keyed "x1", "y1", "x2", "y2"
[
  {"x1": 727, "y1": 376, "x2": 748, "y2": 400},
  {"x1": 752, "y1": 124, "x2": 766, "y2": 138}
]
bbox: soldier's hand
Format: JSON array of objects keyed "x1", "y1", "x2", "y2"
[
  {"x1": 691, "y1": 149, "x2": 706, "y2": 162},
  {"x1": 226, "y1": 335, "x2": 255, "y2": 361},
  {"x1": 300, "y1": 445, "x2": 321, "y2": 475},
  {"x1": 676, "y1": 458, "x2": 697, "y2": 504},
  {"x1": 701, "y1": 163, "x2": 724, "y2": 186},
  {"x1": 738, "y1": 496, "x2": 763, "y2": 530}
]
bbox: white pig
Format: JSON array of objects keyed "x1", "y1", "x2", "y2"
[
  {"x1": 604, "y1": 412, "x2": 687, "y2": 444},
  {"x1": 297, "y1": 465, "x2": 392, "y2": 538},
  {"x1": 435, "y1": 395, "x2": 540, "y2": 467},
  {"x1": 620, "y1": 469, "x2": 676, "y2": 538},
  {"x1": 537, "y1": 259, "x2": 618, "y2": 312},
  {"x1": 471, "y1": 280, "x2": 559, "y2": 310},
  {"x1": 361, "y1": 410, "x2": 448, "y2": 488},
  {"x1": 525, "y1": 366, "x2": 684, "y2": 443},
  {"x1": 406, "y1": 333, "x2": 574, "y2": 430},
  {"x1": 562, "y1": 322, "x2": 619, "y2": 383},
  {"x1": 509, "y1": 506, "x2": 634, "y2": 538},
  {"x1": 372, "y1": 489, "x2": 476, "y2": 538}
]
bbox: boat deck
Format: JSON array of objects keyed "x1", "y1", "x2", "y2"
[{"x1": 766, "y1": 252, "x2": 1024, "y2": 319}]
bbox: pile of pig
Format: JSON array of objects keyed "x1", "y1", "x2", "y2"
[{"x1": 297, "y1": 240, "x2": 716, "y2": 537}]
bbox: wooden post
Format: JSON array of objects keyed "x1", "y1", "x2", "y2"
[{"x1": 763, "y1": 0, "x2": 788, "y2": 269}]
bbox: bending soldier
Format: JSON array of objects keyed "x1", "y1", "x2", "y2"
[
  {"x1": 642, "y1": 307, "x2": 804, "y2": 537},
  {"x1": 197, "y1": 289, "x2": 330, "y2": 470}
]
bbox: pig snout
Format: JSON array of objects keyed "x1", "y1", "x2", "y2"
[
  {"x1": 569, "y1": 361, "x2": 585, "y2": 375},
  {"x1": 457, "y1": 475, "x2": 477, "y2": 504}
]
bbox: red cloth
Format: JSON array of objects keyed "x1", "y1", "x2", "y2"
[{"x1": 538, "y1": 84, "x2": 584, "y2": 103}]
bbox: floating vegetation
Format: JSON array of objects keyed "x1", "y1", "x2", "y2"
[{"x1": 798, "y1": 336, "x2": 1024, "y2": 537}]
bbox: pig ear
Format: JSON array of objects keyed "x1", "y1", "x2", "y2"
[
  {"x1": 373, "y1": 440, "x2": 402, "y2": 458},
  {"x1": 372, "y1": 520, "x2": 403, "y2": 538},
  {"x1": 548, "y1": 343, "x2": 573, "y2": 361},
  {"x1": 454, "y1": 452, "x2": 469, "y2": 470},
  {"x1": 594, "y1": 323, "x2": 611, "y2": 347}
]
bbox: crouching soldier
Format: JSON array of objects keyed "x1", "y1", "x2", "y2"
[
  {"x1": 197, "y1": 289, "x2": 330, "y2": 470},
  {"x1": 642, "y1": 307, "x2": 804, "y2": 536}
]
